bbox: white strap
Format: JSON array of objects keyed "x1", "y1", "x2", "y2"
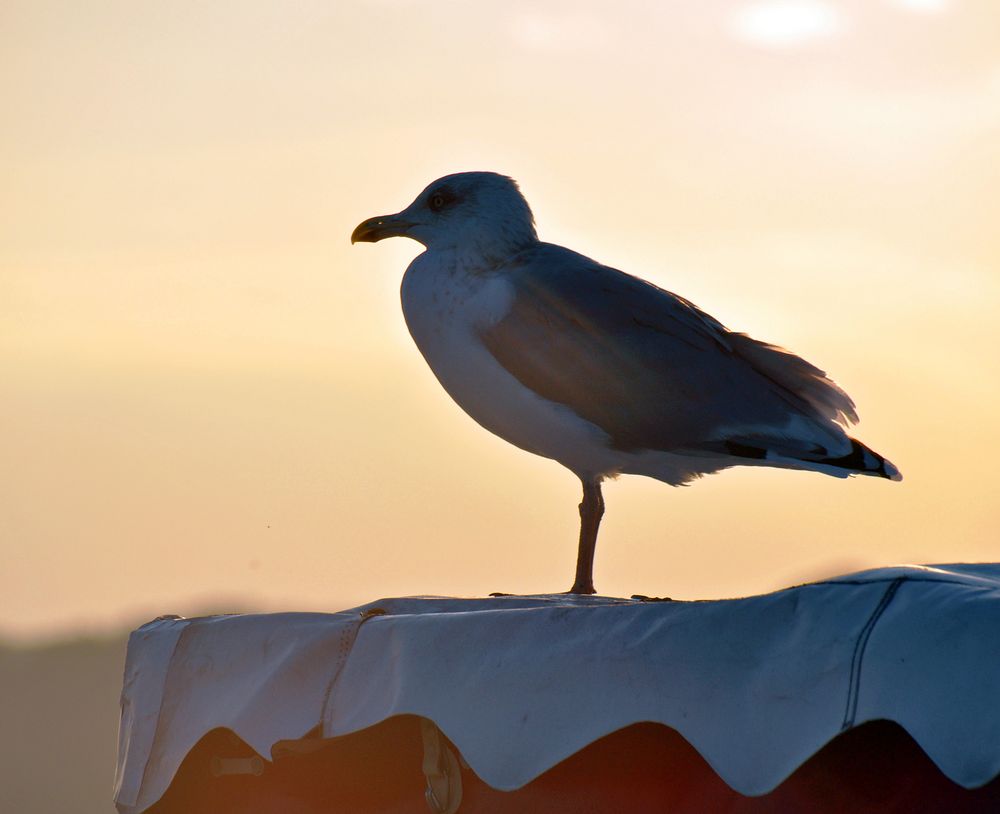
[{"x1": 420, "y1": 718, "x2": 463, "y2": 813}]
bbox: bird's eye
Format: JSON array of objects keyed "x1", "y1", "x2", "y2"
[{"x1": 428, "y1": 190, "x2": 453, "y2": 212}]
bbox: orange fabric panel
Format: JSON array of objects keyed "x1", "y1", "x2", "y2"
[{"x1": 149, "y1": 717, "x2": 1000, "y2": 814}]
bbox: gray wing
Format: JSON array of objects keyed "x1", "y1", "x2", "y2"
[{"x1": 480, "y1": 243, "x2": 857, "y2": 455}]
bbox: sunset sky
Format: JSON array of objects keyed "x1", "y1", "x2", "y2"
[{"x1": 3, "y1": 0, "x2": 998, "y2": 638}]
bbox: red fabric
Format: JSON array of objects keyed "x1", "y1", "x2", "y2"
[{"x1": 149, "y1": 717, "x2": 1000, "y2": 813}]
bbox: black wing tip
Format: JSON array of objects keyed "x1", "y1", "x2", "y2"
[
  {"x1": 723, "y1": 438, "x2": 902, "y2": 481},
  {"x1": 831, "y1": 439, "x2": 903, "y2": 481}
]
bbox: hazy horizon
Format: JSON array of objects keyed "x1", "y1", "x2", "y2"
[{"x1": 4, "y1": 0, "x2": 999, "y2": 641}]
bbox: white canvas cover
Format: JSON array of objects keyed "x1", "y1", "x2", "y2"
[{"x1": 114, "y1": 564, "x2": 1000, "y2": 813}]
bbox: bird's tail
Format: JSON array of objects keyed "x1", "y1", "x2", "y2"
[{"x1": 723, "y1": 437, "x2": 902, "y2": 481}]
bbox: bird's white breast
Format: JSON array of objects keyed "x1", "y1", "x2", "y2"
[{"x1": 400, "y1": 251, "x2": 622, "y2": 478}]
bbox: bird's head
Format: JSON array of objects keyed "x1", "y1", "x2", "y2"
[{"x1": 351, "y1": 171, "x2": 538, "y2": 267}]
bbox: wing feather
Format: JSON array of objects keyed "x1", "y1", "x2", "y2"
[{"x1": 479, "y1": 243, "x2": 853, "y2": 455}]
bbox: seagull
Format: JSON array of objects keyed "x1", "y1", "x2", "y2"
[{"x1": 351, "y1": 172, "x2": 901, "y2": 594}]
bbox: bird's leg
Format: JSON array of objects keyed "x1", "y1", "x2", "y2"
[{"x1": 569, "y1": 479, "x2": 603, "y2": 595}]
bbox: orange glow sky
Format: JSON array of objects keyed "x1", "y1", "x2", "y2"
[{"x1": 3, "y1": 0, "x2": 999, "y2": 638}]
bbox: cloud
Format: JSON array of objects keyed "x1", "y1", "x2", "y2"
[{"x1": 730, "y1": 1, "x2": 845, "y2": 48}]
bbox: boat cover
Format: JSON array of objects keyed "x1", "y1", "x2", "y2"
[{"x1": 114, "y1": 563, "x2": 1000, "y2": 813}]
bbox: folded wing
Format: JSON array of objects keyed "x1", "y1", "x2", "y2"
[{"x1": 479, "y1": 243, "x2": 857, "y2": 460}]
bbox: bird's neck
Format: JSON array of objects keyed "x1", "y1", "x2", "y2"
[{"x1": 443, "y1": 229, "x2": 537, "y2": 273}]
